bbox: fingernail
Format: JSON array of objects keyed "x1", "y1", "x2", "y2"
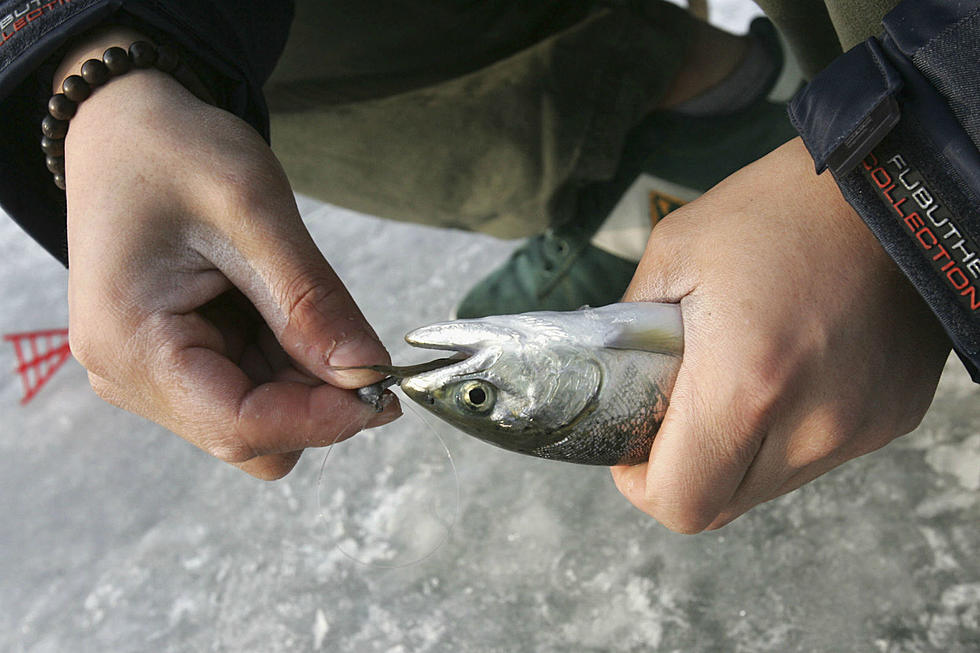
[{"x1": 325, "y1": 331, "x2": 389, "y2": 387}]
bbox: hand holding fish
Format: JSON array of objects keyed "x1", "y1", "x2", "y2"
[
  {"x1": 611, "y1": 138, "x2": 950, "y2": 532},
  {"x1": 60, "y1": 29, "x2": 399, "y2": 480}
]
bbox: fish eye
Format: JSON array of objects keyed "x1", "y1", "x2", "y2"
[{"x1": 457, "y1": 380, "x2": 495, "y2": 413}]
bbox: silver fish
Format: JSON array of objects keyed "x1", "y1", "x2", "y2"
[{"x1": 364, "y1": 303, "x2": 683, "y2": 466}]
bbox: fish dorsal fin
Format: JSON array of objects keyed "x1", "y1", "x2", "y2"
[{"x1": 597, "y1": 303, "x2": 683, "y2": 356}]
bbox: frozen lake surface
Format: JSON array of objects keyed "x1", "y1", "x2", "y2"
[{"x1": 2, "y1": 3, "x2": 979, "y2": 652}]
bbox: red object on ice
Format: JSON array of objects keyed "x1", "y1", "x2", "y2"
[{"x1": 3, "y1": 329, "x2": 72, "y2": 405}]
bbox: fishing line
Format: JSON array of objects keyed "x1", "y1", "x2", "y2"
[{"x1": 316, "y1": 385, "x2": 460, "y2": 569}]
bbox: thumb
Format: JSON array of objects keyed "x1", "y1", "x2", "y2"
[{"x1": 215, "y1": 193, "x2": 389, "y2": 389}]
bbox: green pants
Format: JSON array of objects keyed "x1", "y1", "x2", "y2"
[{"x1": 265, "y1": 0, "x2": 897, "y2": 238}]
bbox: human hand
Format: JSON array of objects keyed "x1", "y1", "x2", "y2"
[
  {"x1": 61, "y1": 34, "x2": 399, "y2": 480},
  {"x1": 611, "y1": 138, "x2": 950, "y2": 532}
]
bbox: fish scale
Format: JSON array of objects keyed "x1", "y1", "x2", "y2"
[{"x1": 529, "y1": 350, "x2": 673, "y2": 465}]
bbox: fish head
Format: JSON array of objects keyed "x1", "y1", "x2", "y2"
[{"x1": 400, "y1": 316, "x2": 602, "y2": 455}]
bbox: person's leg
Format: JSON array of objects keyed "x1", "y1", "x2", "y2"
[
  {"x1": 753, "y1": 0, "x2": 901, "y2": 78},
  {"x1": 453, "y1": 12, "x2": 802, "y2": 317},
  {"x1": 265, "y1": 1, "x2": 800, "y2": 317},
  {"x1": 266, "y1": 0, "x2": 698, "y2": 238}
]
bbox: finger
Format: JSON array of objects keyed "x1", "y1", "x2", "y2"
[
  {"x1": 774, "y1": 458, "x2": 850, "y2": 501},
  {"x1": 197, "y1": 290, "x2": 260, "y2": 362},
  {"x1": 257, "y1": 319, "x2": 296, "y2": 373},
  {"x1": 159, "y1": 342, "x2": 401, "y2": 458},
  {"x1": 626, "y1": 228, "x2": 778, "y2": 534},
  {"x1": 768, "y1": 423, "x2": 895, "y2": 508},
  {"x1": 701, "y1": 424, "x2": 797, "y2": 530},
  {"x1": 240, "y1": 343, "x2": 276, "y2": 384},
  {"x1": 89, "y1": 367, "x2": 306, "y2": 481},
  {"x1": 233, "y1": 450, "x2": 304, "y2": 481},
  {"x1": 634, "y1": 358, "x2": 768, "y2": 534},
  {"x1": 87, "y1": 369, "x2": 151, "y2": 417},
  {"x1": 703, "y1": 399, "x2": 876, "y2": 530},
  {"x1": 93, "y1": 310, "x2": 400, "y2": 461},
  {"x1": 90, "y1": 348, "x2": 397, "y2": 482},
  {"x1": 609, "y1": 462, "x2": 652, "y2": 515},
  {"x1": 703, "y1": 454, "x2": 851, "y2": 532},
  {"x1": 202, "y1": 166, "x2": 388, "y2": 389}
]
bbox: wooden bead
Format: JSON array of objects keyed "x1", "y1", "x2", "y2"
[
  {"x1": 61, "y1": 75, "x2": 91, "y2": 102},
  {"x1": 47, "y1": 93, "x2": 76, "y2": 120},
  {"x1": 102, "y1": 46, "x2": 131, "y2": 76},
  {"x1": 41, "y1": 136, "x2": 64, "y2": 156},
  {"x1": 155, "y1": 44, "x2": 179, "y2": 73},
  {"x1": 80, "y1": 59, "x2": 110, "y2": 87},
  {"x1": 41, "y1": 115, "x2": 68, "y2": 139},
  {"x1": 129, "y1": 41, "x2": 157, "y2": 68},
  {"x1": 45, "y1": 40, "x2": 194, "y2": 191},
  {"x1": 45, "y1": 155, "x2": 65, "y2": 175}
]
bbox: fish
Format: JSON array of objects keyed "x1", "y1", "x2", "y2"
[{"x1": 357, "y1": 302, "x2": 683, "y2": 466}]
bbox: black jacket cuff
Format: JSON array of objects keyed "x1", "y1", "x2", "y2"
[
  {"x1": 0, "y1": 0, "x2": 293, "y2": 264},
  {"x1": 789, "y1": 0, "x2": 980, "y2": 381}
]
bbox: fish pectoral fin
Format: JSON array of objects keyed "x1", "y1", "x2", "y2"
[
  {"x1": 595, "y1": 302, "x2": 684, "y2": 356},
  {"x1": 592, "y1": 302, "x2": 684, "y2": 356}
]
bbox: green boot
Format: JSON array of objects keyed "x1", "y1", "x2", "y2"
[{"x1": 455, "y1": 18, "x2": 801, "y2": 319}]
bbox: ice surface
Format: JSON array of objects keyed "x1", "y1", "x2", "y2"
[
  {"x1": 3, "y1": 193, "x2": 979, "y2": 652},
  {"x1": 2, "y1": 2, "x2": 979, "y2": 652}
]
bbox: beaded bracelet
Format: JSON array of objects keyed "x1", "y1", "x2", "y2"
[{"x1": 41, "y1": 41, "x2": 205, "y2": 190}]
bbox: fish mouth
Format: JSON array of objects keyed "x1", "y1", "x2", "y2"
[
  {"x1": 397, "y1": 320, "x2": 509, "y2": 396},
  {"x1": 347, "y1": 351, "x2": 473, "y2": 412},
  {"x1": 357, "y1": 353, "x2": 468, "y2": 381},
  {"x1": 404, "y1": 320, "x2": 510, "y2": 356},
  {"x1": 346, "y1": 319, "x2": 508, "y2": 405},
  {"x1": 401, "y1": 319, "x2": 510, "y2": 375}
]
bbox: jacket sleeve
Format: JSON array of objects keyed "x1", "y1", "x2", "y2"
[
  {"x1": 0, "y1": 0, "x2": 295, "y2": 264},
  {"x1": 788, "y1": 0, "x2": 980, "y2": 382}
]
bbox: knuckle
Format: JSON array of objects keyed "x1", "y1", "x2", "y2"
[
  {"x1": 790, "y1": 426, "x2": 851, "y2": 469},
  {"x1": 723, "y1": 425, "x2": 766, "y2": 471},
  {"x1": 245, "y1": 456, "x2": 300, "y2": 482},
  {"x1": 814, "y1": 422, "x2": 856, "y2": 459},
  {"x1": 282, "y1": 276, "x2": 331, "y2": 323},
  {"x1": 69, "y1": 325, "x2": 125, "y2": 381},
  {"x1": 69, "y1": 302, "x2": 158, "y2": 383},
  {"x1": 659, "y1": 509, "x2": 713, "y2": 535},
  {"x1": 848, "y1": 426, "x2": 895, "y2": 458},
  {"x1": 705, "y1": 512, "x2": 740, "y2": 531},
  {"x1": 252, "y1": 467, "x2": 290, "y2": 482},
  {"x1": 896, "y1": 413, "x2": 925, "y2": 437},
  {"x1": 894, "y1": 400, "x2": 930, "y2": 436},
  {"x1": 280, "y1": 276, "x2": 347, "y2": 340},
  {"x1": 220, "y1": 173, "x2": 270, "y2": 214},
  {"x1": 213, "y1": 151, "x2": 291, "y2": 216},
  {"x1": 643, "y1": 487, "x2": 717, "y2": 535},
  {"x1": 68, "y1": 329, "x2": 100, "y2": 372},
  {"x1": 732, "y1": 377, "x2": 782, "y2": 439},
  {"x1": 67, "y1": 304, "x2": 117, "y2": 373},
  {"x1": 204, "y1": 433, "x2": 257, "y2": 465},
  {"x1": 86, "y1": 372, "x2": 117, "y2": 403}
]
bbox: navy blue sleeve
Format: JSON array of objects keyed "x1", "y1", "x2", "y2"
[
  {"x1": 789, "y1": 0, "x2": 980, "y2": 382},
  {"x1": 0, "y1": 0, "x2": 294, "y2": 264}
]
